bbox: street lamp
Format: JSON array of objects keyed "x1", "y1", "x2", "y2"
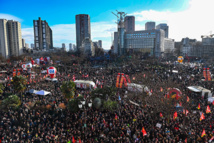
[{"x1": 78, "y1": 99, "x2": 93, "y2": 142}]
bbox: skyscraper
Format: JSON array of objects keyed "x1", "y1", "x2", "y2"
[
  {"x1": 33, "y1": 17, "x2": 53, "y2": 50},
  {"x1": 62, "y1": 43, "x2": 66, "y2": 48},
  {"x1": 156, "y1": 23, "x2": 169, "y2": 38},
  {"x1": 31, "y1": 43, "x2": 34, "y2": 49},
  {"x1": 22, "y1": 39, "x2": 25, "y2": 49},
  {"x1": 0, "y1": 19, "x2": 9, "y2": 58},
  {"x1": 124, "y1": 16, "x2": 135, "y2": 32},
  {"x1": 7, "y1": 20, "x2": 22, "y2": 57},
  {"x1": 145, "y1": 22, "x2": 156, "y2": 30},
  {"x1": 75, "y1": 14, "x2": 91, "y2": 50},
  {"x1": 98, "y1": 40, "x2": 102, "y2": 48},
  {"x1": 69, "y1": 43, "x2": 73, "y2": 51},
  {"x1": 0, "y1": 19, "x2": 23, "y2": 58}
]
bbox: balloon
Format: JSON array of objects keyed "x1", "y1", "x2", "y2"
[
  {"x1": 47, "y1": 67, "x2": 57, "y2": 78},
  {"x1": 22, "y1": 64, "x2": 27, "y2": 70},
  {"x1": 178, "y1": 56, "x2": 184, "y2": 63},
  {"x1": 26, "y1": 63, "x2": 32, "y2": 68}
]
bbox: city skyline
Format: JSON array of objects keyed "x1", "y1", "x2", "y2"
[{"x1": 0, "y1": 0, "x2": 213, "y2": 50}]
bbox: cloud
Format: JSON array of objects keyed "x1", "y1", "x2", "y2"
[
  {"x1": 131, "y1": 0, "x2": 214, "y2": 41},
  {"x1": 0, "y1": 13, "x2": 22, "y2": 22}
]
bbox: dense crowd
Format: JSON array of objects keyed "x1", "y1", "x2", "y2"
[{"x1": 0, "y1": 59, "x2": 214, "y2": 143}]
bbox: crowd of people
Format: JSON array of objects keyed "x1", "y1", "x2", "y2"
[{"x1": 0, "y1": 57, "x2": 214, "y2": 143}]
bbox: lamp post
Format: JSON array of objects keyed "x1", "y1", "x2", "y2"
[{"x1": 78, "y1": 99, "x2": 92, "y2": 142}]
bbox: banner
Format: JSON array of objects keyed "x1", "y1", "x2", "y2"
[
  {"x1": 119, "y1": 73, "x2": 124, "y2": 88},
  {"x1": 116, "y1": 73, "x2": 120, "y2": 88},
  {"x1": 125, "y1": 75, "x2": 131, "y2": 83}
]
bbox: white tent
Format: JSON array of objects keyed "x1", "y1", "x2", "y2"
[
  {"x1": 28, "y1": 89, "x2": 38, "y2": 94},
  {"x1": 187, "y1": 86, "x2": 212, "y2": 98},
  {"x1": 35, "y1": 90, "x2": 51, "y2": 96},
  {"x1": 74, "y1": 80, "x2": 96, "y2": 89},
  {"x1": 208, "y1": 97, "x2": 214, "y2": 103}
]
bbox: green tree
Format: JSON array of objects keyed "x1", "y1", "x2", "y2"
[
  {"x1": 0, "y1": 83, "x2": 5, "y2": 96},
  {"x1": 0, "y1": 95, "x2": 21, "y2": 110},
  {"x1": 60, "y1": 81, "x2": 76, "y2": 99},
  {"x1": 103, "y1": 99, "x2": 118, "y2": 111},
  {"x1": 12, "y1": 76, "x2": 27, "y2": 95},
  {"x1": 67, "y1": 95, "x2": 84, "y2": 112},
  {"x1": 91, "y1": 86, "x2": 117, "y2": 101}
]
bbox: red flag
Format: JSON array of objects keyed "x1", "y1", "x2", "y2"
[
  {"x1": 160, "y1": 112, "x2": 163, "y2": 118},
  {"x1": 115, "y1": 114, "x2": 118, "y2": 120},
  {"x1": 212, "y1": 101, "x2": 214, "y2": 106},
  {"x1": 179, "y1": 102, "x2": 182, "y2": 107},
  {"x1": 141, "y1": 127, "x2": 147, "y2": 136},
  {"x1": 187, "y1": 96, "x2": 190, "y2": 102},
  {"x1": 79, "y1": 139, "x2": 81, "y2": 143},
  {"x1": 201, "y1": 129, "x2": 206, "y2": 137},
  {"x1": 200, "y1": 113, "x2": 205, "y2": 121},
  {"x1": 72, "y1": 136, "x2": 76, "y2": 143},
  {"x1": 185, "y1": 138, "x2": 187, "y2": 143},
  {"x1": 197, "y1": 103, "x2": 200, "y2": 109},
  {"x1": 103, "y1": 119, "x2": 106, "y2": 124},
  {"x1": 173, "y1": 111, "x2": 177, "y2": 120},
  {"x1": 150, "y1": 89, "x2": 153, "y2": 93},
  {"x1": 206, "y1": 105, "x2": 211, "y2": 114},
  {"x1": 183, "y1": 109, "x2": 189, "y2": 116},
  {"x1": 160, "y1": 87, "x2": 163, "y2": 92}
]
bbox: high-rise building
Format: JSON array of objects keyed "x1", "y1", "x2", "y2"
[
  {"x1": 25, "y1": 43, "x2": 29, "y2": 49},
  {"x1": 69, "y1": 43, "x2": 73, "y2": 51},
  {"x1": 124, "y1": 16, "x2": 135, "y2": 32},
  {"x1": 31, "y1": 43, "x2": 34, "y2": 49},
  {"x1": 33, "y1": 17, "x2": 53, "y2": 51},
  {"x1": 98, "y1": 40, "x2": 102, "y2": 48},
  {"x1": 7, "y1": 20, "x2": 23, "y2": 57},
  {"x1": 145, "y1": 22, "x2": 156, "y2": 30},
  {"x1": 156, "y1": 23, "x2": 169, "y2": 38},
  {"x1": 0, "y1": 19, "x2": 9, "y2": 58},
  {"x1": 22, "y1": 39, "x2": 25, "y2": 49},
  {"x1": 62, "y1": 43, "x2": 66, "y2": 48},
  {"x1": 73, "y1": 44, "x2": 76, "y2": 51},
  {"x1": 76, "y1": 14, "x2": 91, "y2": 50}
]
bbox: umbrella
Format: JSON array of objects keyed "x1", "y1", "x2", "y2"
[{"x1": 35, "y1": 90, "x2": 51, "y2": 96}]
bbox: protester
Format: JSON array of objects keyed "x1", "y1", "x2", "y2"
[{"x1": 0, "y1": 58, "x2": 214, "y2": 143}]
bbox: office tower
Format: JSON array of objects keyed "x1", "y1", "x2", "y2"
[
  {"x1": 22, "y1": 39, "x2": 25, "y2": 48},
  {"x1": 73, "y1": 44, "x2": 76, "y2": 51},
  {"x1": 62, "y1": 43, "x2": 66, "y2": 48},
  {"x1": 156, "y1": 23, "x2": 169, "y2": 38},
  {"x1": 31, "y1": 43, "x2": 34, "y2": 49},
  {"x1": 7, "y1": 20, "x2": 23, "y2": 57},
  {"x1": 33, "y1": 17, "x2": 53, "y2": 50},
  {"x1": 69, "y1": 43, "x2": 73, "y2": 51},
  {"x1": 145, "y1": 22, "x2": 156, "y2": 30},
  {"x1": 98, "y1": 40, "x2": 102, "y2": 48},
  {"x1": 0, "y1": 19, "x2": 9, "y2": 58},
  {"x1": 75, "y1": 14, "x2": 91, "y2": 50},
  {"x1": 124, "y1": 16, "x2": 135, "y2": 32},
  {"x1": 25, "y1": 43, "x2": 29, "y2": 48}
]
